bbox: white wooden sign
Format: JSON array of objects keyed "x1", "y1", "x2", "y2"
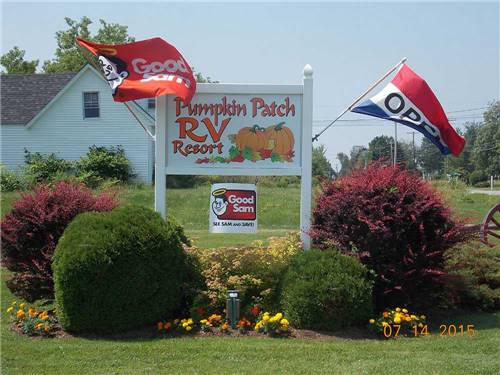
[
  {"x1": 155, "y1": 65, "x2": 313, "y2": 248},
  {"x1": 210, "y1": 183, "x2": 257, "y2": 233}
]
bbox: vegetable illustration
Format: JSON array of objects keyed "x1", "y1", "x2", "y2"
[
  {"x1": 264, "y1": 122, "x2": 295, "y2": 156},
  {"x1": 235, "y1": 125, "x2": 267, "y2": 152}
]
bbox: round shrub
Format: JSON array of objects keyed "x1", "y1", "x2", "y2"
[
  {"x1": 280, "y1": 249, "x2": 373, "y2": 331},
  {"x1": 53, "y1": 205, "x2": 201, "y2": 333},
  {"x1": 469, "y1": 170, "x2": 488, "y2": 186},
  {"x1": 76, "y1": 145, "x2": 134, "y2": 184},
  {"x1": 311, "y1": 164, "x2": 469, "y2": 310},
  {"x1": 1, "y1": 181, "x2": 117, "y2": 301}
]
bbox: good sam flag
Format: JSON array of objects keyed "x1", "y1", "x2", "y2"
[
  {"x1": 76, "y1": 37, "x2": 196, "y2": 104},
  {"x1": 351, "y1": 64, "x2": 465, "y2": 156}
]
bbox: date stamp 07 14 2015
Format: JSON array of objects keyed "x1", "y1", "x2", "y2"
[{"x1": 383, "y1": 324, "x2": 476, "y2": 338}]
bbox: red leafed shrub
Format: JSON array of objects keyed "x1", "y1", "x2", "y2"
[
  {"x1": 1, "y1": 181, "x2": 118, "y2": 301},
  {"x1": 311, "y1": 163, "x2": 469, "y2": 310}
]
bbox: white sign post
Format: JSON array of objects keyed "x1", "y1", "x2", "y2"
[{"x1": 154, "y1": 65, "x2": 313, "y2": 249}]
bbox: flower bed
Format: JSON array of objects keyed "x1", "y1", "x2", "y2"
[
  {"x1": 156, "y1": 310, "x2": 291, "y2": 338},
  {"x1": 5, "y1": 300, "x2": 59, "y2": 337}
]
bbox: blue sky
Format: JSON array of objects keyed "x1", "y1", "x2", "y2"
[{"x1": 1, "y1": 1, "x2": 498, "y2": 168}]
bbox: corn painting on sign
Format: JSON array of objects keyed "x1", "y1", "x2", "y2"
[
  {"x1": 165, "y1": 90, "x2": 302, "y2": 174},
  {"x1": 210, "y1": 183, "x2": 257, "y2": 233}
]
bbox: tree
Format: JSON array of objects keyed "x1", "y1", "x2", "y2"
[
  {"x1": 337, "y1": 152, "x2": 351, "y2": 177},
  {"x1": 447, "y1": 122, "x2": 480, "y2": 180},
  {"x1": 0, "y1": 46, "x2": 38, "y2": 74},
  {"x1": 368, "y1": 135, "x2": 393, "y2": 163},
  {"x1": 312, "y1": 145, "x2": 333, "y2": 179},
  {"x1": 42, "y1": 17, "x2": 135, "y2": 73},
  {"x1": 473, "y1": 102, "x2": 500, "y2": 177},
  {"x1": 418, "y1": 138, "x2": 444, "y2": 177}
]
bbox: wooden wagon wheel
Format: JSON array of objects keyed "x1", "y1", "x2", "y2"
[{"x1": 480, "y1": 203, "x2": 500, "y2": 246}]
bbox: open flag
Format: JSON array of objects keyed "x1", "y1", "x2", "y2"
[
  {"x1": 76, "y1": 37, "x2": 196, "y2": 104},
  {"x1": 351, "y1": 64, "x2": 465, "y2": 156}
]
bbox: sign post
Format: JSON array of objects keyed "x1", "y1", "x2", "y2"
[{"x1": 154, "y1": 65, "x2": 313, "y2": 249}]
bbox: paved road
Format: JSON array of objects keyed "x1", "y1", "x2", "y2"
[{"x1": 469, "y1": 189, "x2": 500, "y2": 196}]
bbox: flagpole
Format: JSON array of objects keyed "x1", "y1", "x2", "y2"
[{"x1": 312, "y1": 57, "x2": 407, "y2": 142}]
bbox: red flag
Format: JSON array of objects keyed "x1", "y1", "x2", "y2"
[{"x1": 76, "y1": 37, "x2": 196, "y2": 104}]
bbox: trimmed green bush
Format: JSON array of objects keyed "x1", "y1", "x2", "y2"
[
  {"x1": 469, "y1": 170, "x2": 488, "y2": 186},
  {"x1": 445, "y1": 241, "x2": 500, "y2": 311},
  {"x1": 280, "y1": 249, "x2": 373, "y2": 331},
  {"x1": 53, "y1": 205, "x2": 201, "y2": 333}
]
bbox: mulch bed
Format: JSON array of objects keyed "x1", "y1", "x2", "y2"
[{"x1": 10, "y1": 322, "x2": 374, "y2": 341}]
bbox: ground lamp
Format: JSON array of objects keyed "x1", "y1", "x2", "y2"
[{"x1": 226, "y1": 290, "x2": 240, "y2": 329}]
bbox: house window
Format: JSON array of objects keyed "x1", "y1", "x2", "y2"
[
  {"x1": 83, "y1": 92, "x2": 100, "y2": 118},
  {"x1": 147, "y1": 98, "x2": 156, "y2": 109}
]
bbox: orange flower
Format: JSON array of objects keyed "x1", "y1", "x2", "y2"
[
  {"x1": 164, "y1": 322, "x2": 171, "y2": 330},
  {"x1": 383, "y1": 311, "x2": 389, "y2": 318},
  {"x1": 16, "y1": 310, "x2": 25, "y2": 319},
  {"x1": 28, "y1": 308, "x2": 37, "y2": 317},
  {"x1": 157, "y1": 322, "x2": 164, "y2": 331}
]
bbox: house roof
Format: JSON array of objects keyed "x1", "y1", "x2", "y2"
[{"x1": 1, "y1": 72, "x2": 77, "y2": 125}]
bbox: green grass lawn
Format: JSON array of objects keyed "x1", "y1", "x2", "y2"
[
  {"x1": 1, "y1": 272, "x2": 498, "y2": 375},
  {"x1": 1, "y1": 181, "x2": 499, "y2": 374}
]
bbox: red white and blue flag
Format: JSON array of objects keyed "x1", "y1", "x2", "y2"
[{"x1": 351, "y1": 64, "x2": 465, "y2": 156}]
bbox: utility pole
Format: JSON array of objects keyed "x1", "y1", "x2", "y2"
[
  {"x1": 407, "y1": 131, "x2": 417, "y2": 169},
  {"x1": 393, "y1": 122, "x2": 398, "y2": 166},
  {"x1": 390, "y1": 141, "x2": 393, "y2": 166}
]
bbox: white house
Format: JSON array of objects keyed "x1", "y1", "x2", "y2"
[{"x1": 1, "y1": 65, "x2": 156, "y2": 183}]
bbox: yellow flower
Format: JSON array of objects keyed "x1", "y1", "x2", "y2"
[
  {"x1": 280, "y1": 318, "x2": 289, "y2": 326},
  {"x1": 410, "y1": 315, "x2": 417, "y2": 320},
  {"x1": 394, "y1": 316, "x2": 401, "y2": 324},
  {"x1": 19, "y1": 303, "x2": 26, "y2": 309},
  {"x1": 6, "y1": 307, "x2": 13, "y2": 314},
  {"x1": 187, "y1": 319, "x2": 193, "y2": 325},
  {"x1": 405, "y1": 316, "x2": 411, "y2": 322},
  {"x1": 395, "y1": 308, "x2": 401, "y2": 312},
  {"x1": 11, "y1": 301, "x2": 17, "y2": 306},
  {"x1": 402, "y1": 308, "x2": 408, "y2": 313},
  {"x1": 263, "y1": 315, "x2": 270, "y2": 321},
  {"x1": 275, "y1": 313, "x2": 283, "y2": 320},
  {"x1": 369, "y1": 319, "x2": 375, "y2": 324},
  {"x1": 182, "y1": 322, "x2": 188, "y2": 328},
  {"x1": 200, "y1": 319, "x2": 208, "y2": 324},
  {"x1": 16, "y1": 310, "x2": 25, "y2": 319},
  {"x1": 185, "y1": 326, "x2": 192, "y2": 332},
  {"x1": 420, "y1": 315, "x2": 426, "y2": 320}
]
